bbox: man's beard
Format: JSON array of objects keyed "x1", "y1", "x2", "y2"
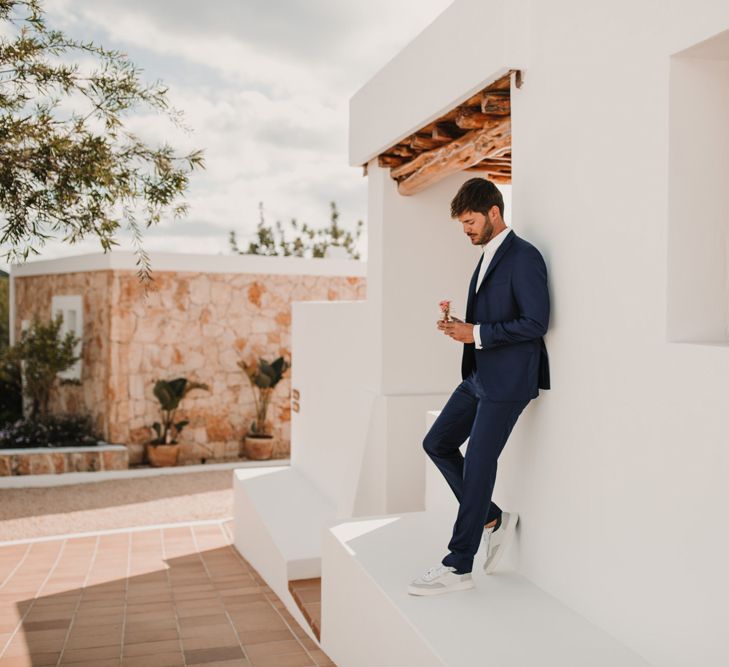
[{"x1": 479, "y1": 224, "x2": 494, "y2": 244}]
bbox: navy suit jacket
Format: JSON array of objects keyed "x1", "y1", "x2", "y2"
[{"x1": 462, "y1": 228, "x2": 551, "y2": 401}]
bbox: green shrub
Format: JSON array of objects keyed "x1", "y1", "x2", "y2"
[
  {"x1": 0, "y1": 413, "x2": 100, "y2": 449},
  {"x1": 3, "y1": 312, "x2": 81, "y2": 419},
  {"x1": 229, "y1": 201, "x2": 364, "y2": 260}
]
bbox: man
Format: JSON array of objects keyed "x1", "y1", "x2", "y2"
[{"x1": 408, "y1": 177, "x2": 550, "y2": 596}]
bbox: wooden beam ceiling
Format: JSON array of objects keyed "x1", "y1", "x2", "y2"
[{"x1": 374, "y1": 71, "x2": 515, "y2": 195}]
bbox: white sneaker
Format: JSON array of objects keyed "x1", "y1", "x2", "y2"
[
  {"x1": 407, "y1": 564, "x2": 474, "y2": 596},
  {"x1": 483, "y1": 511, "x2": 519, "y2": 574},
  {"x1": 481, "y1": 514, "x2": 501, "y2": 548}
]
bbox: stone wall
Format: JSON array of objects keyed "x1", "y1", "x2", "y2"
[
  {"x1": 13, "y1": 267, "x2": 366, "y2": 463},
  {"x1": 13, "y1": 271, "x2": 113, "y2": 439},
  {"x1": 0, "y1": 446, "x2": 129, "y2": 476}
]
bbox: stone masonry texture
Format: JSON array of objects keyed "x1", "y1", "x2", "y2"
[{"x1": 13, "y1": 268, "x2": 366, "y2": 463}]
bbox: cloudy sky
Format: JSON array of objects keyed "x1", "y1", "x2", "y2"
[{"x1": 0, "y1": 0, "x2": 454, "y2": 272}]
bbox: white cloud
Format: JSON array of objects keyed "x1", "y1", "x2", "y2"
[{"x1": 1, "y1": 0, "x2": 454, "y2": 271}]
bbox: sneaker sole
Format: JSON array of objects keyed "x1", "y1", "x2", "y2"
[
  {"x1": 484, "y1": 512, "x2": 519, "y2": 574},
  {"x1": 407, "y1": 579, "x2": 475, "y2": 596}
]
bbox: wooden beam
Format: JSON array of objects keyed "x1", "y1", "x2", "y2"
[
  {"x1": 454, "y1": 107, "x2": 508, "y2": 129},
  {"x1": 486, "y1": 174, "x2": 511, "y2": 184},
  {"x1": 391, "y1": 117, "x2": 510, "y2": 181},
  {"x1": 389, "y1": 145, "x2": 416, "y2": 158},
  {"x1": 432, "y1": 122, "x2": 456, "y2": 142},
  {"x1": 466, "y1": 162, "x2": 511, "y2": 170},
  {"x1": 482, "y1": 145, "x2": 511, "y2": 159},
  {"x1": 480, "y1": 93, "x2": 510, "y2": 116},
  {"x1": 371, "y1": 71, "x2": 514, "y2": 191},
  {"x1": 410, "y1": 133, "x2": 448, "y2": 151},
  {"x1": 465, "y1": 166, "x2": 511, "y2": 184},
  {"x1": 461, "y1": 90, "x2": 484, "y2": 108},
  {"x1": 377, "y1": 154, "x2": 407, "y2": 168},
  {"x1": 463, "y1": 74, "x2": 510, "y2": 106},
  {"x1": 486, "y1": 74, "x2": 511, "y2": 92},
  {"x1": 477, "y1": 156, "x2": 511, "y2": 164},
  {"x1": 466, "y1": 165, "x2": 511, "y2": 175},
  {"x1": 394, "y1": 118, "x2": 511, "y2": 195}
]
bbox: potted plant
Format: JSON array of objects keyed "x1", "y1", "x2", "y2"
[
  {"x1": 237, "y1": 356, "x2": 290, "y2": 460},
  {"x1": 147, "y1": 377, "x2": 209, "y2": 467}
]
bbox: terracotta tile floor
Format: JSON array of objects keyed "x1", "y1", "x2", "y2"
[
  {"x1": 0, "y1": 521, "x2": 336, "y2": 667},
  {"x1": 287, "y1": 581, "x2": 321, "y2": 642}
]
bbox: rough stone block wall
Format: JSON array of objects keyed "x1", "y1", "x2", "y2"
[
  {"x1": 0, "y1": 448, "x2": 128, "y2": 476},
  {"x1": 14, "y1": 268, "x2": 366, "y2": 463},
  {"x1": 12, "y1": 270, "x2": 112, "y2": 440}
]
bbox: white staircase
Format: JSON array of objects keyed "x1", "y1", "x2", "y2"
[
  {"x1": 234, "y1": 400, "x2": 653, "y2": 665},
  {"x1": 232, "y1": 290, "x2": 655, "y2": 665},
  {"x1": 316, "y1": 410, "x2": 652, "y2": 666},
  {"x1": 232, "y1": 300, "x2": 375, "y2": 644},
  {"x1": 233, "y1": 466, "x2": 338, "y2": 582},
  {"x1": 320, "y1": 508, "x2": 651, "y2": 667},
  {"x1": 233, "y1": 465, "x2": 339, "y2": 643}
]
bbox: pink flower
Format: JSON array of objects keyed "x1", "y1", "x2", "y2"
[{"x1": 439, "y1": 299, "x2": 452, "y2": 322}]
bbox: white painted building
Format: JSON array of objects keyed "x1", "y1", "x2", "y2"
[{"x1": 233, "y1": 1, "x2": 729, "y2": 664}]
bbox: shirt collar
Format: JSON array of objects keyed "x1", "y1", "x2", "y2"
[{"x1": 481, "y1": 226, "x2": 511, "y2": 254}]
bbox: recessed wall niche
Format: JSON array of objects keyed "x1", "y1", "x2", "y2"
[{"x1": 668, "y1": 29, "x2": 729, "y2": 345}]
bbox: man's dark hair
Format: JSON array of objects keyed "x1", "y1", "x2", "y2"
[{"x1": 450, "y1": 177, "x2": 504, "y2": 219}]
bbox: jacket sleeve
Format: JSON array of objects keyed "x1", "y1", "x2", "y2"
[{"x1": 477, "y1": 246, "x2": 550, "y2": 348}]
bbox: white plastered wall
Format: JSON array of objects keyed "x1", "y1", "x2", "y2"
[{"x1": 348, "y1": 0, "x2": 729, "y2": 664}]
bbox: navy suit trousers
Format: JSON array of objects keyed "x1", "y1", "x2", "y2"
[{"x1": 423, "y1": 369, "x2": 530, "y2": 574}]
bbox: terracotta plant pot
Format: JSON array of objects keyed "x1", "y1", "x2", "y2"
[
  {"x1": 146, "y1": 443, "x2": 180, "y2": 467},
  {"x1": 243, "y1": 435, "x2": 275, "y2": 460}
]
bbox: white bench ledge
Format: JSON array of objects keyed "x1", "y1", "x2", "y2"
[
  {"x1": 234, "y1": 466, "x2": 338, "y2": 580},
  {"x1": 321, "y1": 509, "x2": 651, "y2": 667}
]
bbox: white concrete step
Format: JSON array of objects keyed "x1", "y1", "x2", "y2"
[
  {"x1": 321, "y1": 509, "x2": 652, "y2": 667},
  {"x1": 233, "y1": 466, "x2": 339, "y2": 580},
  {"x1": 233, "y1": 465, "x2": 339, "y2": 644}
]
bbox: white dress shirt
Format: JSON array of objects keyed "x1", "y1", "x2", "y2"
[{"x1": 473, "y1": 226, "x2": 511, "y2": 349}]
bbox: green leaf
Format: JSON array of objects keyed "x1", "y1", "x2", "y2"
[{"x1": 0, "y1": 0, "x2": 205, "y2": 289}]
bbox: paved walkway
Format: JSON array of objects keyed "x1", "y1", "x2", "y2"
[
  {"x1": 0, "y1": 470, "x2": 237, "y2": 541},
  {"x1": 0, "y1": 521, "x2": 335, "y2": 667}
]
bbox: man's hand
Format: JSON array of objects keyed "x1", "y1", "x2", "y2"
[{"x1": 437, "y1": 316, "x2": 475, "y2": 344}]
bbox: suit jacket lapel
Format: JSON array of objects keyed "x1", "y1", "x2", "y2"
[{"x1": 474, "y1": 229, "x2": 516, "y2": 296}]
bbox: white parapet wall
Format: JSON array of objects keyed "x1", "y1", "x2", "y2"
[
  {"x1": 292, "y1": 299, "x2": 454, "y2": 517},
  {"x1": 290, "y1": 299, "x2": 377, "y2": 515},
  {"x1": 232, "y1": 466, "x2": 330, "y2": 646},
  {"x1": 233, "y1": 298, "x2": 377, "y2": 643}
]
